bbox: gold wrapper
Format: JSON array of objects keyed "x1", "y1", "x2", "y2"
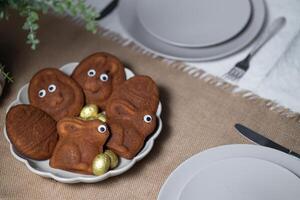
[
  {"x1": 104, "y1": 150, "x2": 119, "y2": 169},
  {"x1": 96, "y1": 113, "x2": 106, "y2": 123},
  {"x1": 92, "y1": 153, "x2": 110, "y2": 176},
  {"x1": 79, "y1": 104, "x2": 98, "y2": 119}
]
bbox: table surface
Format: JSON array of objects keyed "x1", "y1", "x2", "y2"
[
  {"x1": 86, "y1": 0, "x2": 300, "y2": 113},
  {"x1": 1, "y1": 12, "x2": 300, "y2": 200}
]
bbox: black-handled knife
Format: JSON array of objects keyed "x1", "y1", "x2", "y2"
[{"x1": 235, "y1": 124, "x2": 300, "y2": 159}]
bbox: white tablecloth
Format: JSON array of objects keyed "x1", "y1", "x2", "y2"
[{"x1": 86, "y1": 0, "x2": 300, "y2": 113}]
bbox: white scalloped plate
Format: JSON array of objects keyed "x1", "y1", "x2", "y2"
[{"x1": 3, "y1": 63, "x2": 163, "y2": 183}]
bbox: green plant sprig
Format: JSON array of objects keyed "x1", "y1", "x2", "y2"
[
  {"x1": 0, "y1": 0, "x2": 99, "y2": 50},
  {"x1": 0, "y1": 64, "x2": 14, "y2": 83}
]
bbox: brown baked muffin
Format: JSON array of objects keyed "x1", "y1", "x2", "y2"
[
  {"x1": 71, "y1": 52, "x2": 126, "y2": 110},
  {"x1": 50, "y1": 117, "x2": 110, "y2": 174},
  {"x1": 106, "y1": 76, "x2": 159, "y2": 159},
  {"x1": 29, "y1": 68, "x2": 84, "y2": 121},
  {"x1": 6, "y1": 104, "x2": 58, "y2": 160}
]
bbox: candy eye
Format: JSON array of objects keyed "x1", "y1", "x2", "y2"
[
  {"x1": 38, "y1": 89, "x2": 46, "y2": 98},
  {"x1": 143, "y1": 115, "x2": 152, "y2": 123},
  {"x1": 48, "y1": 84, "x2": 56, "y2": 93},
  {"x1": 100, "y1": 73, "x2": 109, "y2": 82},
  {"x1": 87, "y1": 69, "x2": 96, "y2": 77},
  {"x1": 97, "y1": 125, "x2": 107, "y2": 133}
]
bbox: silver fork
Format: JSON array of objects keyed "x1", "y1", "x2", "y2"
[{"x1": 223, "y1": 17, "x2": 286, "y2": 81}]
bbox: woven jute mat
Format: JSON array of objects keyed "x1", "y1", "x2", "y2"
[{"x1": 0, "y1": 14, "x2": 299, "y2": 200}]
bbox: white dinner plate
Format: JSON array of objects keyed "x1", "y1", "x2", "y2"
[
  {"x1": 158, "y1": 144, "x2": 300, "y2": 200},
  {"x1": 137, "y1": 0, "x2": 252, "y2": 48},
  {"x1": 3, "y1": 63, "x2": 163, "y2": 184},
  {"x1": 118, "y1": 0, "x2": 266, "y2": 61}
]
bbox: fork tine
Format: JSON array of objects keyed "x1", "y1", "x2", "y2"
[
  {"x1": 223, "y1": 67, "x2": 246, "y2": 81},
  {"x1": 222, "y1": 72, "x2": 231, "y2": 80},
  {"x1": 222, "y1": 71, "x2": 232, "y2": 80},
  {"x1": 228, "y1": 70, "x2": 237, "y2": 80},
  {"x1": 223, "y1": 53, "x2": 251, "y2": 82},
  {"x1": 223, "y1": 68, "x2": 237, "y2": 81},
  {"x1": 237, "y1": 71, "x2": 245, "y2": 79}
]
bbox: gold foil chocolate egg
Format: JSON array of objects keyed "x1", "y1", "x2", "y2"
[
  {"x1": 96, "y1": 113, "x2": 106, "y2": 123},
  {"x1": 80, "y1": 104, "x2": 98, "y2": 119},
  {"x1": 105, "y1": 150, "x2": 119, "y2": 169},
  {"x1": 92, "y1": 153, "x2": 110, "y2": 176},
  {"x1": 86, "y1": 116, "x2": 97, "y2": 121},
  {"x1": 85, "y1": 113, "x2": 106, "y2": 122}
]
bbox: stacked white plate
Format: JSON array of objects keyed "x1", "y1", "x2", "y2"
[
  {"x1": 118, "y1": 0, "x2": 266, "y2": 61},
  {"x1": 158, "y1": 144, "x2": 300, "y2": 200}
]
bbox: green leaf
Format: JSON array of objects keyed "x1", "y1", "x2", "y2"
[
  {"x1": 29, "y1": 11, "x2": 39, "y2": 21},
  {"x1": 0, "y1": 64, "x2": 14, "y2": 83},
  {"x1": 2, "y1": 0, "x2": 99, "y2": 50}
]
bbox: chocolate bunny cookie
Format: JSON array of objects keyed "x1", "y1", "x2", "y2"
[
  {"x1": 71, "y1": 52, "x2": 126, "y2": 110},
  {"x1": 29, "y1": 68, "x2": 84, "y2": 121},
  {"x1": 106, "y1": 76, "x2": 159, "y2": 159},
  {"x1": 50, "y1": 118, "x2": 110, "y2": 174}
]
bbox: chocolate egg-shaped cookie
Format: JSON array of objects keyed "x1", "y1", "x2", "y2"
[
  {"x1": 71, "y1": 52, "x2": 126, "y2": 110},
  {"x1": 6, "y1": 104, "x2": 58, "y2": 160},
  {"x1": 29, "y1": 68, "x2": 84, "y2": 121}
]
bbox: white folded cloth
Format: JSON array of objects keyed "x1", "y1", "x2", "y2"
[{"x1": 256, "y1": 30, "x2": 300, "y2": 112}]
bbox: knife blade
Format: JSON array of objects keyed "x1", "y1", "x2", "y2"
[{"x1": 235, "y1": 124, "x2": 300, "y2": 159}]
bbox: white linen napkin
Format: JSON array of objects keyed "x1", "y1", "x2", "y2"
[{"x1": 256, "y1": 30, "x2": 300, "y2": 112}]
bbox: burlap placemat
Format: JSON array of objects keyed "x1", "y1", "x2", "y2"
[{"x1": 0, "y1": 14, "x2": 299, "y2": 200}]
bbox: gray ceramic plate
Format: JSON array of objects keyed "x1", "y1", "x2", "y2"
[
  {"x1": 137, "y1": 0, "x2": 252, "y2": 48},
  {"x1": 118, "y1": 0, "x2": 266, "y2": 61},
  {"x1": 3, "y1": 63, "x2": 163, "y2": 183},
  {"x1": 158, "y1": 144, "x2": 300, "y2": 200}
]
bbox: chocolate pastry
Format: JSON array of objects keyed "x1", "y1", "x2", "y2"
[
  {"x1": 71, "y1": 52, "x2": 126, "y2": 110},
  {"x1": 6, "y1": 104, "x2": 58, "y2": 160},
  {"x1": 108, "y1": 75, "x2": 159, "y2": 112},
  {"x1": 106, "y1": 76, "x2": 159, "y2": 159},
  {"x1": 29, "y1": 68, "x2": 84, "y2": 121},
  {"x1": 50, "y1": 118, "x2": 110, "y2": 174}
]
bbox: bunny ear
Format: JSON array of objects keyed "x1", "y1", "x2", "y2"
[
  {"x1": 57, "y1": 118, "x2": 83, "y2": 137},
  {"x1": 107, "y1": 99, "x2": 136, "y2": 120},
  {"x1": 108, "y1": 61, "x2": 121, "y2": 75}
]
